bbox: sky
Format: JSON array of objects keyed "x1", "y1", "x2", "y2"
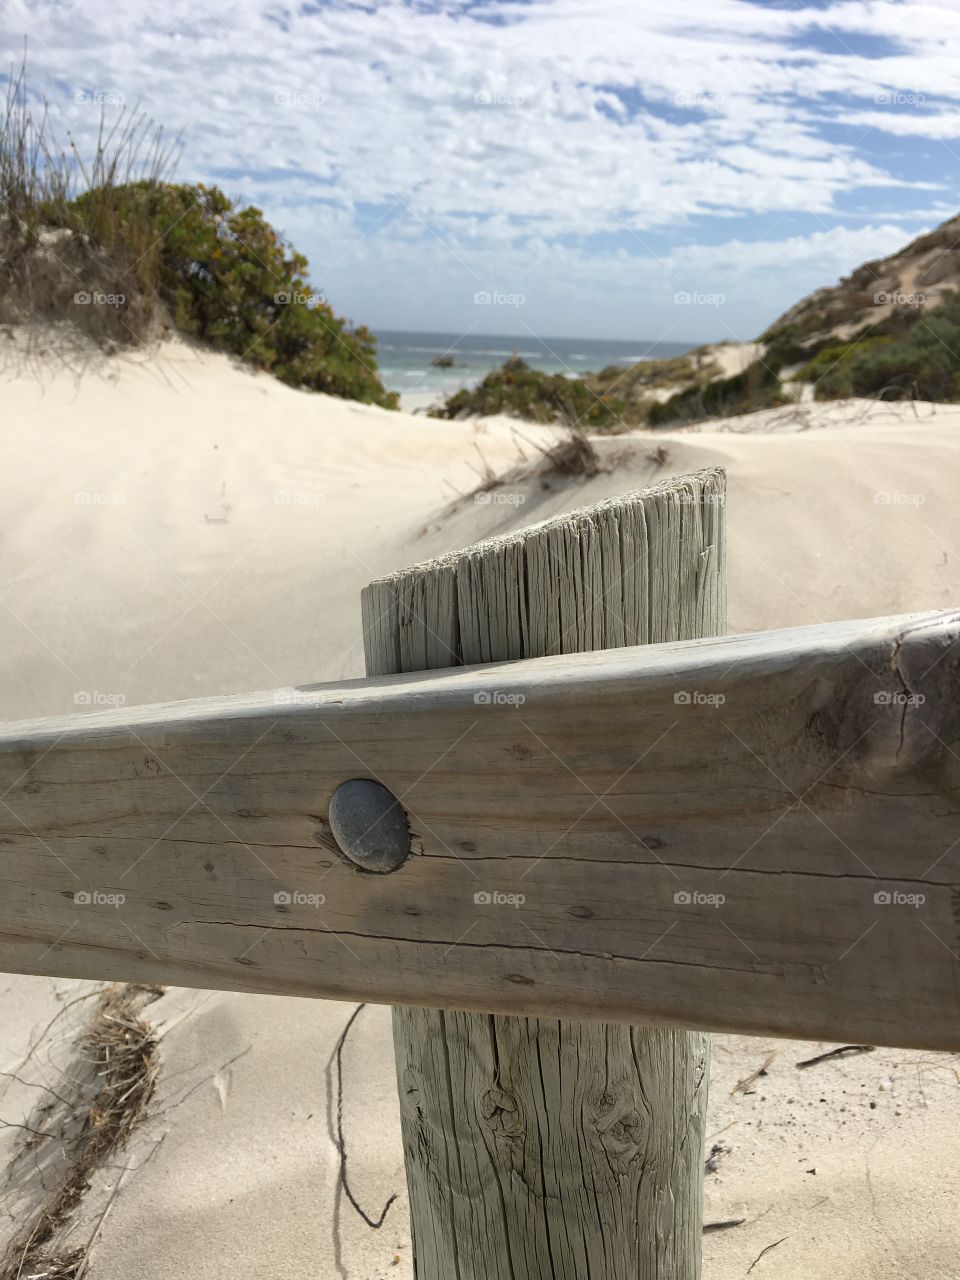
[{"x1": 5, "y1": 0, "x2": 960, "y2": 344}]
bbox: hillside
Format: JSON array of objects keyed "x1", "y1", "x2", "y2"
[
  {"x1": 763, "y1": 213, "x2": 960, "y2": 352},
  {"x1": 429, "y1": 215, "x2": 960, "y2": 430},
  {"x1": 652, "y1": 213, "x2": 960, "y2": 424}
]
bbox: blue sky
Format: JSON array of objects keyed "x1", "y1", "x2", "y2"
[{"x1": 6, "y1": 0, "x2": 960, "y2": 343}]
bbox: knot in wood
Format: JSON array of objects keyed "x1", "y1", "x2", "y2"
[
  {"x1": 595, "y1": 1096, "x2": 645, "y2": 1172},
  {"x1": 479, "y1": 1086, "x2": 522, "y2": 1137}
]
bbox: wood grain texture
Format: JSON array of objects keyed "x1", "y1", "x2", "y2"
[
  {"x1": 0, "y1": 612, "x2": 959, "y2": 1048},
  {"x1": 391, "y1": 1010, "x2": 707, "y2": 1280},
  {"x1": 365, "y1": 471, "x2": 725, "y2": 1280}
]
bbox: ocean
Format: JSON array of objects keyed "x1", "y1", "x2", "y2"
[{"x1": 374, "y1": 330, "x2": 695, "y2": 409}]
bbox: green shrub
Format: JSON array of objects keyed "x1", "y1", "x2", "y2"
[
  {"x1": 762, "y1": 331, "x2": 834, "y2": 371},
  {"x1": 796, "y1": 335, "x2": 892, "y2": 398},
  {"x1": 63, "y1": 181, "x2": 396, "y2": 405},
  {"x1": 430, "y1": 357, "x2": 627, "y2": 429},
  {"x1": 1, "y1": 60, "x2": 395, "y2": 407},
  {"x1": 648, "y1": 358, "x2": 784, "y2": 426},
  {"x1": 797, "y1": 296, "x2": 960, "y2": 402}
]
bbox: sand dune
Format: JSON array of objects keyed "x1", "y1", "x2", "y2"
[{"x1": 1, "y1": 341, "x2": 959, "y2": 1278}]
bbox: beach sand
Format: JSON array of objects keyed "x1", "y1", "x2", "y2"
[{"x1": 1, "y1": 339, "x2": 958, "y2": 1278}]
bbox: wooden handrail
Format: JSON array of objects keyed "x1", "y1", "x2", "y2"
[{"x1": 1, "y1": 609, "x2": 958, "y2": 1049}]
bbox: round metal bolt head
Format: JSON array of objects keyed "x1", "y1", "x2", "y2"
[{"x1": 328, "y1": 778, "x2": 411, "y2": 874}]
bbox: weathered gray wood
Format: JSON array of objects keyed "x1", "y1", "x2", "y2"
[
  {"x1": 363, "y1": 471, "x2": 726, "y2": 1280},
  {"x1": 390, "y1": 1010, "x2": 706, "y2": 1280},
  {"x1": 0, "y1": 608, "x2": 959, "y2": 1047}
]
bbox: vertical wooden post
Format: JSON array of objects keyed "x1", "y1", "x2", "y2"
[{"x1": 361, "y1": 468, "x2": 726, "y2": 1280}]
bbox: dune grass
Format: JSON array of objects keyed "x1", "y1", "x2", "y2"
[
  {"x1": 0, "y1": 58, "x2": 397, "y2": 406},
  {"x1": 0, "y1": 984, "x2": 163, "y2": 1280}
]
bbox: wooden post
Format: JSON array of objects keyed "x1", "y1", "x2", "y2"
[{"x1": 360, "y1": 468, "x2": 726, "y2": 1280}]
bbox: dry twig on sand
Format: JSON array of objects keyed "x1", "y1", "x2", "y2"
[
  {"x1": 796, "y1": 1045, "x2": 874, "y2": 1070},
  {"x1": 331, "y1": 1004, "x2": 398, "y2": 1232},
  {"x1": 731, "y1": 1051, "x2": 777, "y2": 1095},
  {"x1": 747, "y1": 1236, "x2": 790, "y2": 1273}
]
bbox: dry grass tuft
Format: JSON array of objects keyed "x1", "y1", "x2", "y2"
[
  {"x1": 1, "y1": 983, "x2": 163, "y2": 1280},
  {"x1": 0, "y1": 54, "x2": 177, "y2": 363},
  {"x1": 451, "y1": 425, "x2": 603, "y2": 514},
  {"x1": 536, "y1": 427, "x2": 601, "y2": 479}
]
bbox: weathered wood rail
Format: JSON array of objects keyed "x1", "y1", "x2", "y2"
[{"x1": 2, "y1": 609, "x2": 959, "y2": 1050}]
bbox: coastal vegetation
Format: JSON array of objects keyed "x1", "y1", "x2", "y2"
[
  {"x1": 428, "y1": 356, "x2": 631, "y2": 429},
  {"x1": 0, "y1": 61, "x2": 396, "y2": 406},
  {"x1": 429, "y1": 346, "x2": 784, "y2": 428},
  {"x1": 429, "y1": 210, "x2": 960, "y2": 428},
  {"x1": 430, "y1": 286, "x2": 960, "y2": 429},
  {"x1": 8, "y1": 54, "x2": 960, "y2": 426},
  {"x1": 647, "y1": 357, "x2": 784, "y2": 426},
  {"x1": 795, "y1": 293, "x2": 960, "y2": 401},
  {"x1": 428, "y1": 350, "x2": 724, "y2": 429}
]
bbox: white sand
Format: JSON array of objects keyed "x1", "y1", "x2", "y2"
[
  {"x1": 699, "y1": 340, "x2": 765, "y2": 379},
  {"x1": 398, "y1": 387, "x2": 449, "y2": 414},
  {"x1": 1, "y1": 339, "x2": 959, "y2": 1278}
]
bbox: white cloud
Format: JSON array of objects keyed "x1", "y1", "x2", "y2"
[
  {"x1": 840, "y1": 109, "x2": 960, "y2": 139},
  {"x1": 3, "y1": 0, "x2": 957, "y2": 335},
  {"x1": 307, "y1": 214, "x2": 919, "y2": 341}
]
